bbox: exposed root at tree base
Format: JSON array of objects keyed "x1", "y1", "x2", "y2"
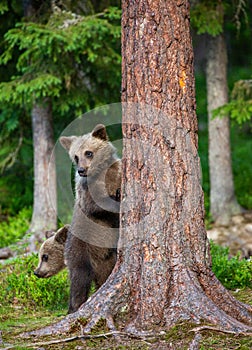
[
  {"x1": 19, "y1": 266, "x2": 252, "y2": 340},
  {"x1": 20, "y1": 270, "x2": 129, "y2": 338},
  {"x1": 162, "y1": 269, "x2": 252, "y2": 335}
]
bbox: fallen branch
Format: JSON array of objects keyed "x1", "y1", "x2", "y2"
[
  {"x1": 190, "y1": 325, "x2": 252, "y2": 336},
  {"x1": 4, "y1": 330, "x2": 155, "y2": 349}
]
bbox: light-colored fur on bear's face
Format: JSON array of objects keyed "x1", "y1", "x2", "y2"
[
  {"x1": 60, "y1": 124, "x2": 119, "y2": 180},
  {"x1": 34, "y1": 225, "x2": 69, "y2": 278}
]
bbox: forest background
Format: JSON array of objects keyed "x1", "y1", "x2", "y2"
[
  {"x1": 0, "y1": 1, "x2": 252, "y2": 349},
  {"x1": 0, "y1": 0, "x2": 252, "y2": 239}
]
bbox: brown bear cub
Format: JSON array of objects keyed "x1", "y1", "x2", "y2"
[
  {"x1": 60, "y1": 124, "x2": 121, "y2": 313},
  {"x1": 34, "y1": 225, "x2": 69, "y2": 278}
]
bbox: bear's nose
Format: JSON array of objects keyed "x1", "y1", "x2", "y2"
[
  {"x1": 78, "y1": 167, "x2": 86, "y2": 176},
  {"x1": 34, "y1": 270, "x2": 41, "y2": 278}
]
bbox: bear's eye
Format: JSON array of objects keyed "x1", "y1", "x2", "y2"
[
  {"x1": 85, "y1": 151, "x2": 93, "y2": 158},
  {"x1": 74, "y1": 155, "x2": 79, "y2": 164},
  {"x1": 42, "y1": 254, "x2": 48, "y2": 262}
]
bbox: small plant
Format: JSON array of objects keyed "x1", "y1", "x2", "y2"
[
  {"x1": 0, "y1": 207, "x2": 32, "y2": 248},
  {"x1": 210, "y1": 240, "x2": 252, "y2": 290},
  {"x1": 0, "y1": 241, "x2": 250, "y2": 314},
  {"x1": 0, "y1": 253, "x2": 69, "y2": 310}
]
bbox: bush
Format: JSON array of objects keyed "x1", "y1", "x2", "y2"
[
  {"x1": 210, "y1": 240, "x2": 252, "y2": 290},
  {"x1": 0, "y1": 207, "x2": 32, "y2": 248},
  {"x1": 0, "y1": 253, "x2": 69, "y2": 311},
  {"x1": 0, "y1": 241, "x2": 250, "y2": 312}
]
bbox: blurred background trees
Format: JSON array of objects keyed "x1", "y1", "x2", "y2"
[
  {"x1": 0, "y1": 0, "x2": 252, "y2": 250},
  {"x1": 192, "y1": 0, "x2": 252, "y2": 225},
  {"x1": 0, "y1": 0, "x2": 121, "y2": 250},
  {"x1": 191, "y1": 0, "x2": 252, "y2": 225}
]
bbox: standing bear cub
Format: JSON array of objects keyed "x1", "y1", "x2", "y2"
[
  {"x1": 60, "y1": 124, "x2": 121, "y2": 313},
  {"x1": 34, "y1": 225, "x2": 69, "y2": 278}
]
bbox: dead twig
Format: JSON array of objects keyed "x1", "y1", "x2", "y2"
[
  {"x1": 190, "y1": 325, "x2": 252, "y2": 336},
  {"x1": 3, "y1": 330, "x2": 156, "y2": 349}
]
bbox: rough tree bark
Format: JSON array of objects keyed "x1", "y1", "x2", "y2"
[
  {"x1": 206, "y1": 34, "x2": 242, "y2": 226},
  {"x1": 23, "y1": 0, "x2": 251, "y2": 338},
  {"x1": 28, "y1": 101, "x2": 57, "y2": 251}
]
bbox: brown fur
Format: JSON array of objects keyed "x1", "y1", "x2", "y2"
[
  {"x1": 60, "y1": 124, "x2": 121, "y2": 313},
  {"x1": 34, "y1": 225, "x2": 69, "y2": 278}
]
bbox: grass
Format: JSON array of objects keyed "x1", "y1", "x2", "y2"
[
  {"x1": 1, "y1": 289, "x2": 252, "y2": 349},
  {"x1": 210, "y1": 241, "x2": 252, "y2": 290},
  {"x1": 0, "y1": 254, "x2": 69, "y2": 311},
  {"x1": 0, "y1": 207, "x2": 32, "y2": 248},
  {"x1": 0, "y1": 250, "x2": 251, "y2": 349}
]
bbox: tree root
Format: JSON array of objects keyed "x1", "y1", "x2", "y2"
[
  {"x1": 163, "y1": 270, "x2": 252, "y2": 335},
  {"x1": 199, "y1": 270, "x2": 252, "y2": 321},
  {"x1": 20, "y1": 270, "x2": 129, "y2": 338},
  {"x1": 19, "y1": 262, "x2": 252, "y2": 342}
]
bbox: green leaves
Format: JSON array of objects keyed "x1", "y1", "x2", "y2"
[
  {"x1": 191, "y1": 2, "x2": 224, "y2": 36},
  {"x1": 191, "y1": 0, "x2": 250, "y2": 36},
  {"x1": 0, "y1": 7, "x2": 121, "y2": 113},
  {"x1": 0, "y1": 253, "x2": 69, "y2": 310},
  {"x1": 0, "y1": 208, "x2": 31, "y2": 248},
  {"x1": 0, "y1": 74, "x2": 62, "y2": 108},
  {"x1": 213, "y1": 80, "x2": 252, "y2": 125},
  {"x1": 0, "y1": 0, "x2": 8, "y2": 15},
  {"x1": 211, "y1": 240, "x2": 252, "y2": 290}
]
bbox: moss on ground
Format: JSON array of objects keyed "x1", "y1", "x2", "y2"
[{"x1": 1, "y1": 288, "x2": 251, "y2": 350}]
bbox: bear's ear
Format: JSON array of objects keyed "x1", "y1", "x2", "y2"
[
  {"x1": 45, "y1": 230, "x2": 55, "y2": 239},
  {"x1": 60, "y1": 136, "x2": 77, "y2": 151},
  {"x1": 54, "y1": 224, "x2": 69, "y2": 244},
  {"x1": 92, "y1": 124, "x2": 108, "y2": 141}
]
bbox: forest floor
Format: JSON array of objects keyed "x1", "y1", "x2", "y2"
[
  {"x1": 1, "y1": 212, "x2": 252, "y2": 349},
  {"x1": 0, "y1": 288, "x2": 252, "y2": 350},
  {"x1": 207, "y1": 211, "x2": 252, "y2": 258}
]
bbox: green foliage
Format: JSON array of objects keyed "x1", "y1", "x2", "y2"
[
  {"x1": 0, "y1": 208, "x2": 32, "y2": 248},
  {"x1": 196, "y1": 70, "x2": 252, "y2": 214},
  {"x1": 0, "y1": 136, "x2": 33, "y2": 214},
  {"x1": 191, "y1": 0, "x2": 250, "y2": 36},
  {"x1": 213, "y1": 79, "x2": 252, "y2": 125},
  {"x1": 0, "y1": 7, "x2": 121, "y2": 114},
  {"x1": 0, "y1": 241, "x2": 250, "y2": 315},
  {"x1": 0, "y1": 106, "x2": 27, "y2": 173},
  {"x1": 0, "y1": 5, "x2": 121, "y2": 209},
  {"x1": 0, "y1": 253, "x2": 69, "y2": 310},
  {"x1": 210, "y1": 240, "x2": 252, "y2": 290},
  {"x1": 191, "y1": 1, "x2": 224, "y2": 36},
  {"x1": 231, "y1": 127, "x2": 252, "y2": 209},
  {"x1": 0, "y1": 0, "x2": 8, "y2": 15}
]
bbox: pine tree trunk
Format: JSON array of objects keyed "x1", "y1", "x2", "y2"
[
  {"x1": 23, "y1": 0, "x2": 252, "y2": 339},
  {"x1": 28, "y1": 101, "x2": 57, "y2": 251},
  {"x1": 206, "y1": 34, "x2": 242, "y2": 226}
]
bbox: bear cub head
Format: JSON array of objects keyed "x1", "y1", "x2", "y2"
[
  {"x1": 34, "y1": 225, "x2": 69, "y2": 278},
  {"x1": 59, "y1": 124, "x2": 118, "y2": 180}
]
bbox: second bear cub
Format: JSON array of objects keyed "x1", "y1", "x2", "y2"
[
  {"x1": 34, "y1": 225, "x2": 69, "y2": 278},
  {"x1": 60, "y1": 124, "x2": 121, "y2": 313}
]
